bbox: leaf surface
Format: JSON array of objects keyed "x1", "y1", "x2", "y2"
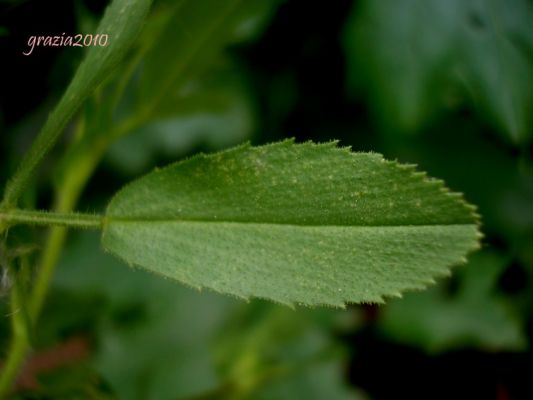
[{"x1": 102, "y1": 141, "x2": 480, "y2": 307}]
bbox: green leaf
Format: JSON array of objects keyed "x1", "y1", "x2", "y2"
[
  {"x1": 2, "y1": 0, "x2": 153, "y2": 207},
  {"x1": 101, "y1": 140, "x2": 480, "y2": 307},
  {"x1": 344, "y1": 0, "x2": 533, "y2": 143}
]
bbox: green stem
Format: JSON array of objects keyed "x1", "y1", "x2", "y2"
[
  {"x1": 0, "y1": 1, "x2": 154, "y2": 385},
  {"x1": 0, "y1": 99, "x2": 80, "y2": 210},
  {"x1": 26, "y1": 107, "x2": 152, "y2": 321},
  {"x1": 0, "y1": 209, "x2": 102, "y2": 229},
  {"x1": 0, "y1": 276, "x2": 30, "y2": 398},
  {"x1": 28, "y1": 144, "x2": 105, "y2": 321},
  {"x1": 0, "y1": 112, "x2": 148, "y2": 394},
  {"x1": 28, "y1": 227, "x2": 68, "y2": 322},
  {"x1": 0, "y1": 120, "x2": 109, "y2": 391}
]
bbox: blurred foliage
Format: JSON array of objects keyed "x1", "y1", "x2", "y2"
[
  {"x1": 344, "y1": 0, "x2": 533, "y2": 143},
  {"x1": 106, "y1": 65, "x2": 255, "y2": 175},
  {"x1": 378, "y1": 250, "x2": 527, "y2": 353},
  {"x1": 59, "y1": 0, "x2": 281, "y2": 182},
  {"x1": 0, "y1": 0, "x2": 532, "y2": 398}
]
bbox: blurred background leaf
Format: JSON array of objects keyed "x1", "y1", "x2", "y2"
[
  {"x1": 377, "y1": 250, "x2": 527, "y2": 353},
  {"x1": 344, "y1": 0, "x2": 533, "y2": 144},
  {"x1": 106, "y1": 66, "x2": 255, "y2": 176}
]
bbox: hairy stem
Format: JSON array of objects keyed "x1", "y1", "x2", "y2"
[
  {"x1": 28, "y1": 142, "x2": 106, "y2": 321},
  {"x1": 0, "y1": 209, "x2": 102, "y2": 230}
]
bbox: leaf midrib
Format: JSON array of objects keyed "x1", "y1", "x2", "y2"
[{"x1": 104, "y1": 215, "x2": 477, "y2": 228}]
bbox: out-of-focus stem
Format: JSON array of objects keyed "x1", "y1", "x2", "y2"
[{"x1": 0, "y1": 275, "x2": 30, "y2": 398}]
